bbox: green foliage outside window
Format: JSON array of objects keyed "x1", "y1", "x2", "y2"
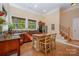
[
  {"x1": 12, "y1": 17, "x2": 36, "y2": 29},
  {"x1": 28, "y1": 20, "x2": 36, "y2": 29},
  {"x1": 18, "y1": 19, "x2": 25, "y2": 29},
  {"x1": 12, "y1": 17, "x2": 25, "y2": 29}
]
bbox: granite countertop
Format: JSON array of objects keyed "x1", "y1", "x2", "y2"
[
  {"x1": 33, "y1": 33, "x2": 51, "y2": 36},
  {"x1": 0, "y1": 34, "x2": 20, "y2": 41}
]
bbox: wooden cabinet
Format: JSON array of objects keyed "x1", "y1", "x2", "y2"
[{"x1": 0, "y1": 37, "x2": 20, "y2": 56}]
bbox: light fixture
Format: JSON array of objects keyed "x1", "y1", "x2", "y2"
[
  {"x1": 0, "y1": 11, "x2": 5, "y2": 16},
  {"x1": 0, "y1": 4, "x2": 7, "y2": 16},
  {"x1": 34, "y1": 4, "x2": 38, "y2": 8},
  {"x1": 43, "y1": 10, "x2": 47, "y2": 12},
  {"x1": 71, "y1": 3, "x2": 77, "y2": 6}
]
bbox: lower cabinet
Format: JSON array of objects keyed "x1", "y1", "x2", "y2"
[{"x1": 0, "y1": 39, "x2": 20, "y2": 56}]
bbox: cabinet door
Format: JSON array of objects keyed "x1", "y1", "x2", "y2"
[
  {"x1": 0, "y1": 42, "x2": 8, "y2": 55},
  {"x1": 9, "y1": 40, "x2": 19, "y2": 51},
  {"x1": 0, "y1": 39, "x2": 19, "y2": 56}
]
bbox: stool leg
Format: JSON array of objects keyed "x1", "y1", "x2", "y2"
[{"x1": 45, "y1": 44, "x2": 47, "y2": 55}]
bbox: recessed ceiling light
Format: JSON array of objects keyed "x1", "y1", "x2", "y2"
[
  {"x1": 34, "y1": 4, "x2": 38, "y2": 8},
  {"x1": 43, "y1": 10, "x2": 47, "y2": 12}
]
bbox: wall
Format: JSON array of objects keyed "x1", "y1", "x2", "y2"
[
  {"x1": 1, "y1": 3, "x2": 60, "y2": 34},
  {"x1": 45, "y1": 8, "x2": 60, "y2": 34},
  {"x1": 9, "y1": 5, "x2": 41, "y2": 20},
  {"x1": 3, "y1": 3, "x2": 11, "y2": 23},
  {"x1": 10, "y1": 6, "x2": 41, "y2": 30},
  {"x1": 2, "y1": 3, "x2": 79, "y2": 38},
  {"x1": 60, "y1": 6, "x2": 79, "y2": 39},
  {"x1": 0, "y1": 3, "x2": 11, "y2": 24},
  {"x1": 0, "y1": 3, "x2": 45, "y2": 31},
  {"x1": 0, "y1": 4, "x2": 2, "y2": 10},
  {"x1": 9, "y1": 5, "x2": 60, "y2": 33}
]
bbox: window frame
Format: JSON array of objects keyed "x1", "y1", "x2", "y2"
[{"x1": 12, "y1": 16, "x2": 26, "y2": 30}]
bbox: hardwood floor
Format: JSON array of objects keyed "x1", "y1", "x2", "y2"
[
  {"x1": 20, "y1": 42, "x2": 45, "y2": 56},
  {"x1": 10, "y1": 35, "x2": 79, "y2": 56},
  {"x1": 20, "y1": 42, "x2": 79, "y2": 56},
  {"x1": 68, "y1": 40, "x2": 79, "y2": 46}
]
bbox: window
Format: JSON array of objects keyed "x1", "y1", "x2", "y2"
[
  {"x1": 12, "y1": 16, "x2": 25, "y2": 29},
  {"x1": 28, "y1": 19, "x2": 36, "y2": 29}
]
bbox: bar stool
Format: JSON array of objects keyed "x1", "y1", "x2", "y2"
[
  {"x1": 39, "y1": 34, "x2": 52, "y2": 55},
  {"x1": 32, "y1": 35, "x2": 40, "y2": 51},
  {"x1": 51, "y1": 33, "x2": 56, "y2": 55}
]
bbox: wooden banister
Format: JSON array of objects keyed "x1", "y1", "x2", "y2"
[{"x1": 60, "y1": 25, "x2": 72, "y2": 41}]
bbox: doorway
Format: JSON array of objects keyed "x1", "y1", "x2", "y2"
[{"x1": 72, "y1": 18, "x2": 79, "y2": 40}]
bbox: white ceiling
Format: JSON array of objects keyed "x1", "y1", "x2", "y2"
[{"x1": 10, "y1": 3, "x2": 79, "y2": 15}]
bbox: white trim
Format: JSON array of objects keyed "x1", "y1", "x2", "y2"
[
  {"x1": 56, "y1": 35, "x2": 79, "y2": 48},
  {"x1": 56, "y1": 40, "x2": 79, "y2": 48},
  {"x1": 45, "y1": 8, "x2": 60, "y2": 15},
  {"x1": 12, "y1": 29, "x2": 26, "y2": 30},
  {"x1": 9, "y1": 4, "x2": 61, "y2": 16},
  {"x1": 62, "y1": 6, "x2": 79, "y2": 13},
  {"x1": 9, "y1": 4, "x2": 42, "y2": 16},
  {"x1": 12, "y1": 29, "x2": 37, "y2": 31}
]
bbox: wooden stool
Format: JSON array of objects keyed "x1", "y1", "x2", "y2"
[
  {"x1": 51, "y1": 33, "x2": 56, "y2": 55},
  {"x1": 39, "y1": 35, "x2": 52, "y2": 55}
]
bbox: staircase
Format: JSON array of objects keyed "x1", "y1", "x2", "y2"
[
  {"x1": 59, "y1": 25, "x2": 72, "y2": 41},
  {"x1": 56, "y1": 34, "x2": 67, "y2": 43}
]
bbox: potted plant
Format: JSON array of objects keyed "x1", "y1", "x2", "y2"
[
  {"x1": 0, "y1": 17, "x2": 5, "y2": 24},
  {"x1": 8, "y1": 23, "x2": 15, "y2": 35}
]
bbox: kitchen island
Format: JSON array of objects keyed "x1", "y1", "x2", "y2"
[{"x1": 0, "y1": 35, "x2": 21, "y2": 56}]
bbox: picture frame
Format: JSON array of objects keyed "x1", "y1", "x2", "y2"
[{"x1": 51, "y1": 24, "x2": 55, "y2": 30}]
